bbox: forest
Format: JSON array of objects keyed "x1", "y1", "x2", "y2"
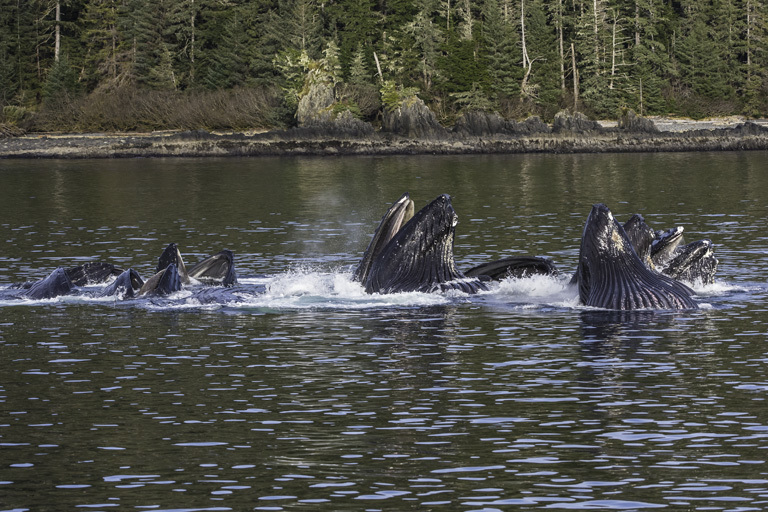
[{"x1": 1, "y1": 0, "x2": 767, "y2": 132}]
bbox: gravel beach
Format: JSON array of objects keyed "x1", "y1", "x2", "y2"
[{"x1": 2, "y1": 117, "x2": 767, "y2": 159}]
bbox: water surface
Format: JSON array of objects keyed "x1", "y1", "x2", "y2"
[{"x1": 1, "y1": 153, "x2": 768, "y2": 511}]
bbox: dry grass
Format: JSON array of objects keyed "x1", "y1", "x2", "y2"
[{"x1": 29, "y1": 86, "x2": 288, "y2": 132}]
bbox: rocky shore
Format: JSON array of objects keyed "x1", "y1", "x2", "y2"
[{"x1": 2, "y1": 111, "x2": 768, "y2": 159}]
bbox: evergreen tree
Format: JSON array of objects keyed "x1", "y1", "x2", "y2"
[
  {"x1": 270, "y1": 0, "x2": 323, "y2": 56},
  {"x1": 326, "y1": 0, "x2": 380, "y2": 76},
  {"x1": 522, "y1": 0, "x2": 561, "y2": 112},
  {"x1": 200, "y1": 13, "x2": 249, "y2": 89},
  {"x1": 42, "y1": 52, "x2": 79, "y2": 103},
  {"x1": 480, "y1": 0, "x2": 522, "y2": 106},
  {"x1": 241, "y1": 0, "x2": 282, "y2": 86},
  {"x1": 349, "y1": 43, "x2": 373, "y2": 84},
  {"x1": 742, "y1": 0, "x2": 768, "y2": 116},
  {"x1": 629, "y1": 0, "x2": 669, "y2": 114},
  {"x1": 165, "y1": 0, "x2": 200, "y2": 87},
  {"x1": 438, "y1": 30, "x2": 483, "y2": 97},
  {"x1": 399, "y1": 0, "x2": 443, "y2": 92},
  {"x1": 80, "y1": 0, "x2": 121, "y2": 90}
]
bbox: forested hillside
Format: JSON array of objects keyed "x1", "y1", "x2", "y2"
[{"x1": 2, "y1": 0, "x2": 767, "y2": 132}]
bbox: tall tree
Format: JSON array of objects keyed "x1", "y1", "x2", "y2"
[
  {"x1": 480, "y1": 0, "x2": 522, "y2": 106},
  {"x1": 521, "y1": 0, "x2": 561, "y2": 111}
]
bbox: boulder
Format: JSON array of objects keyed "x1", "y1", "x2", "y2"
[
  {"x1": 452, "y1": 111, "x2": 507, "y2": 136},
  {"x1": 296, "y1": 81, "x2": 335, "y2": 126},
  {"x1": 552, "y1": 111, "x2": 604, "y2": 133},
  {"x1": 382, "y1": 97, "x2": 448, "y2": 140},
  {"x1": 618, "y1": 110, "x2": 658, "y2": 133},
  {"x1": 511, "y1": 116, "x2": 551, "y2": 135}
]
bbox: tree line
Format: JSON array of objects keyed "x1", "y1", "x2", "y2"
[{"x1": 2, "y1": 0, "x2": 767, "y2": 131}]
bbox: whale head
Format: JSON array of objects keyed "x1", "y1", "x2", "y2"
[
  {"x1": 360, "y1": 194, "x2": 486, "y2": 294},
  {"x1": 576, "y1": 204, "x2": 698, "y2": 310}
]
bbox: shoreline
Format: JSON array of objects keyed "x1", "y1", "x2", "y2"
[{"x1": 2, "y1": 117, "x2": 768, "y2": 159}]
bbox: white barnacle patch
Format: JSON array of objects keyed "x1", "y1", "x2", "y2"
[{"x1": 611, "y1": 228, "x2": 625, "y2": 251}]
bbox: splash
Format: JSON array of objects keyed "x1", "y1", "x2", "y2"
[{"x1": 491, "y1": 274, "x2": 580, "y2": 308}]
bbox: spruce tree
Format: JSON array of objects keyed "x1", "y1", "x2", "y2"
[
  {"x1": 480, "y1": 0, "x2": 522, "y2": 108},
  {"x1": 80, "y1": 0, "x2": 120, "y2": 90},
  {"x1": 42, "y1": 53, "x2": 79, "y2": 103}
]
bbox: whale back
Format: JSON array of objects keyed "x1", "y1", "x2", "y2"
[
  {"x1": 363, "y1": 194, "x2": 486, "y2": 294},
  {"x1": 576, "y1": 204, "x2": 698, "y2": 310},
  {"x1": 465, "y1": 256, "x2": 559, "y2": 280}
]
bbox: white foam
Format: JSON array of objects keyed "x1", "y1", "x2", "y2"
[{"x1": 490, "y1": 274, "x2": 580, "y2": 307}]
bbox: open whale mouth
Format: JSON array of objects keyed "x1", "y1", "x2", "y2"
[
  {"x1": 652, "y1": 226, "x2": 685, "y2": 265},
  {"x1": 353, "y1": 193, "x2": 415, "y2": 284},
  {"x1": 354, "y1": 194, "x2": 486, "y2": 295}
]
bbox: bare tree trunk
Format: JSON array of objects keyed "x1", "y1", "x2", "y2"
[
  {"x1": 373, "y1": 51, "x2": 384, "y2": 83},
  {"x1": 746, "y1": 0, "x2": 752, "y2": 68},
  {"x1": 610, "y1": 10, "x2": 617, "y2": 89},
  {"x1": 571, "y1": 42, "x2": 579, "y2": 111},
  {"x1": 593, "y1": 0, "x2": 599, "y2": 74},
  {"x1": 54, "y1": 0, "x2": 60, "y2": 62},
  {"x1": 521, "y1": 0, "x2": 530, "y2": 69},
  {"x1": 190, "y1": 0, "x2": 196, "y2": 83},
  {"x1": 558, "y1": 0, "x2": 565, "y2": 90}
]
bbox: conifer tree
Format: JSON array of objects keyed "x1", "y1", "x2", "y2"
[
  {"x1": 42, "y1": 52, "x2": 79, "y2": 103},
  {"x1": 480, "y1": 0, "x2": 521, "y2": 107},
  {"x1": 80, "y1": 0, "x2": 120, "y2": 90},
  {"x1": 200, "y1": 14, "x2": 248, "y2": 89},
  {"x1": 521, "y1": 0, "x2": 561, "y2": 112}
]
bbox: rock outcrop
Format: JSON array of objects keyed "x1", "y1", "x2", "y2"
[
  {"x1": 382, "y1": 97, "x2": 448, "y2": 140},
  {"x1": 452, "y1": 111, "x2": 551, "y2": 137},
  {"x1": 280, "y1": 110, "x2": 375, "y2": 140},
  {"x1": 552, "y1": 111, "x2": 604, "y2": 133},
  {"x1": 296, "y1": 81, "x2": 336, "y2": 126},
  {"x1": 618, "y1": 110, "x2": 658, "y2": 133}
]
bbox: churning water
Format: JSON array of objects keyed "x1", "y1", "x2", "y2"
[{"x1": 1, "y1": 152, "x2": 768, "y2": 511}]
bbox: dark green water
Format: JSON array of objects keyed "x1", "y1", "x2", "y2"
[{"x1": 1, "y1": 152, "x2": 768, "y2": 511}]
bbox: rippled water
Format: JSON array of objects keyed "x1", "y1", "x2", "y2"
[{"x1": 1, "y1": 153, "x2": 768, "y2": 511}]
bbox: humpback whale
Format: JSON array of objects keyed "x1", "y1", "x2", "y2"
[
  {"x1": 575, "y1": 204, "x2": 698, "y2": 310},
  {"x1": 101, "y1": 269, "x2": 145, "y2": 298},
  {"x1": 188, "y1": 250, "x2": 237, "y2": 286},
  {"x1": 355, "y1": 194, "x2": 487, "y2": 294},
  {"x1": 157, "y1": 243, "x2": 237, "y2": 287},
  {"x1": 22, "y1": 267, "x2": 73, "y2": 300},
  {"x1": 662, "y1": 239, "x2": 717, "y2": 285},
  {"x1": 66, "y1": 262, "x2": 124, "y2": 286},
  {"x1": 157, "y1": 243, "x2": 191, "y2": 284},
  {"x1": 353, "y1": 193, "x2": 415, "y2": 285},
  {"x1": 622, "y1": 214, "x2": 718, "y2": 285},
  {"x1": 138, "y1": 263, "x2": 183, "y2": 297}
]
